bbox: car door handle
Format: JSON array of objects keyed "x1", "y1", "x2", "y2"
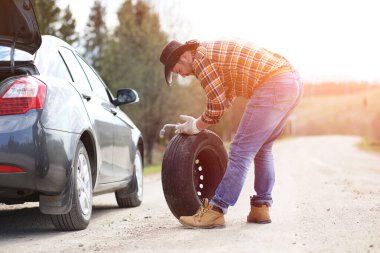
[
  {"x1": 110, "y1": 108, "x2": 118, "y2": 116},
  {"x1": 82, "y1": 93, "x2": 91, "y2": 101}
]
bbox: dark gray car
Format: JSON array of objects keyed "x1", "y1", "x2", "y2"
[{"x1": 0, "y1": 0, "x2": 144, "y2": 231}]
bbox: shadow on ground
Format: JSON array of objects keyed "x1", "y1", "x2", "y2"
[{"x1": 0, "y1": 203, "x2": 126, "y2": 238}]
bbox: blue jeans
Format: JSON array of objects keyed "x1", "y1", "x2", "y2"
[{"x1": 210, "y1": 71, "x2": 303, "y2": 214}]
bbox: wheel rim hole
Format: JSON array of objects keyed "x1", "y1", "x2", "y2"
[
  {"x1": 200, "y1": 175, "x2": 204, "y2": 180},
  {"x1": 197, "y1": 191, "x2": 202, "y2": 196},
  {"x1": 198, "y1": 166, "x2": 203, "y2": 172},
  {"x1": 199, "y1": 184, "x2": 204, "y2": 189}
]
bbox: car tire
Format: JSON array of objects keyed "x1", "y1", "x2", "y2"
[
  {"x1": 50, "y1": 140, "x2": 93, "y2": 231},
  {"x1": 115, "y1": 150, "x2": 143, "y2": 207},
  {"x1": 161, "y1": 130, "x2": 228, "y2": 219}
]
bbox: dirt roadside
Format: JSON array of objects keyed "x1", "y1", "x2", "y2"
[{"x1": 1, "y1": 135, "x2": 379, "y2": 253}]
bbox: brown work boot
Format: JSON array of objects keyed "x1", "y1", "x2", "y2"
[
  {"x1": 179, "y1": 198, "x2": 225, "y2": 229},
  {"x1": 247, "y1": 203, "x2": 271, "y2": 224}
]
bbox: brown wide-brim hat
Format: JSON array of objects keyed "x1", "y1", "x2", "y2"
[{"x1": 159, "y1": 40, "x2": 199, "y2": 86}]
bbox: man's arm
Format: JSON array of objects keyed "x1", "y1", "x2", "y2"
[
  {"x1": 194, "y1": 54, "x2": 228, "y2": 126},
  {"x1": 196, "y1": 116, "x2": 211, "y2": 131}
]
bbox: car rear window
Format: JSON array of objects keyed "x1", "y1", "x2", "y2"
[{"x1": 0, "y1": 46, "x2": 34, "y2": 61}]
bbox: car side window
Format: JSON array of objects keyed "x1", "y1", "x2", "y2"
[
  {"x1": 75, "y1": 55, "x2": 110, "y2": 102},
  {"x1": 54, "y1": 51, "x2": 74, "y2": 82},
  {"x1": 59, "y1": 47, "x2": 92, "y2": 91},
  {"x1": 33, "y1": 47, "x2": 72, "y2": 82}
]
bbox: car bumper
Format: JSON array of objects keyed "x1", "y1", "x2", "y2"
[{"x1": 0, "y1": 110, "x2": 78, "y2": 197}]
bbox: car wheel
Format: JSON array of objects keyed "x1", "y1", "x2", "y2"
[
  {"x1": 161, "y1": 130, "x2": 228, "y2": 219},
  {"x1": 50, "y1": 140, "x2": 93, "y2": 231},
  {"x1": 115, "y1": 150, "x2": 143, "y2": 207}
]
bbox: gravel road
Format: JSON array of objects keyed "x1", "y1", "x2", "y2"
[{"x1": 1, "y1": 135, "x2": 379, "y2": 253}]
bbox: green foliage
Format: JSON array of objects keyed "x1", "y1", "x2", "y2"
[
  {"x1": 31, "y1": 0, "x2": 78, "y2": 45},
  {"x1": 359, "y1": 137, "x2": 380, "y2": 154},
  {"x1": 57, "y1": 6, "x2": 78, "y2": 45},
  {"x1": 144, "y1": 164, "x2": 161, "y2": 175},
  {"x1": 84, "y1": 0, "x2": 108, "y2": 72},
  {"x1": 31, "y1": 0, "x2": 60, "y2": 36}
]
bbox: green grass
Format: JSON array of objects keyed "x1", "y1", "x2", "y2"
[
  {"x1": 144, "y1": 164, "x2": 162, "y2": 175},
  {"x1": 358, "y1": 137, "x2": 380, "y2": 154}
]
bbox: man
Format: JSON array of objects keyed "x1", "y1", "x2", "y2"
[{"x1": 159, "y1": 39, "x2": 303, "y2": 229}]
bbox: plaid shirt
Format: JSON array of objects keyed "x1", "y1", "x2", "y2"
[{"x1": 193, "y1": 40, "x2": 294, "y2": 124}]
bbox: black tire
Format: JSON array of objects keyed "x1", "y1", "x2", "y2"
[
  {"x1": 115, "y1": 150, "x2": 143, "y2": 207},
  {"x1": 161, "y1": 130, "x2": 228, "y2": 219},
  {"x1": 50, "y1": 140, "x2": 93, "y2": 231}
]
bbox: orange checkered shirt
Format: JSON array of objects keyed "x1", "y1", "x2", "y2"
[{"x1": 193, "y1": 40, "x2": 294, "y2": 124}]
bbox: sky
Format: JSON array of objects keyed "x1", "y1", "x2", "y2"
[{"x1": 58, "y1": 0, "x2": 380, "y2": 83}]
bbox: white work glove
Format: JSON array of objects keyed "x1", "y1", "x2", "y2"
[{"x1": 175, "y1": 115, "x2": 201, "y2": 135}]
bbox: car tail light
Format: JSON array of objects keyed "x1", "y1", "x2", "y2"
[
  {"x1": 0, "y1": 165, "x2": 24, "y2": 173},
  {"x1": 0, "y1": 76, "x2": 46, "y2": 116}
]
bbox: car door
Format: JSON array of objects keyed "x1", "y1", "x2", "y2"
[
  {"x1": 75, "y1": 55, "x2": 134, "y2": 182},
  {"x1": 110, "y1": 102, "x2": 134, "y2": 181},
  {"x1": 59, "y1": 47, "x2": 115, "y2": 183}
]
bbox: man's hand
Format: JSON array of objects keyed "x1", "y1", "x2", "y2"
[{"x1": 175, "y1": 115, "x2": 201, "y2": 135}]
